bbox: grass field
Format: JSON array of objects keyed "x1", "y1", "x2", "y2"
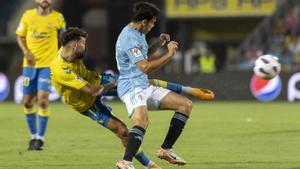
[{"x1": 0, "y1": 101, "x2": 300, "y2": 169}]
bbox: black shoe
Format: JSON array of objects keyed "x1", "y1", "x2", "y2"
[
  {"x1": 28, "y1": 139, "x2": 37, "y2": 151},
  {"x1": 33, "y1": 139, "x2": 44, "y2": 151}
]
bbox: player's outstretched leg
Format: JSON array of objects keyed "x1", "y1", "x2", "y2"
[
  {"x1": 150, "y1": 79, "x2": 215, "y2": 100},
  {"x1": 156, "y1": 92, "x2": 192, "y2": 165}
]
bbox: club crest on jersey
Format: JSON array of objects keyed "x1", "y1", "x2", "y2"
[
  {"x1": 62, "y1": 67, "x2": 71, "y2": 74},
  {"x1": 48, "y1": 24, "x2": 54, "y2": 29},
  {"x1": 132, "y1": 48, "x2": 142, "y2": 57}
]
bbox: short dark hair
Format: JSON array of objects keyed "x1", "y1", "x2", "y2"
[
  {"x1": 60, "y1": 27, "x2": 88, "y2": 46},
  {"x1": 132, "y1": 2, "x2": 160, "y2": 22}
]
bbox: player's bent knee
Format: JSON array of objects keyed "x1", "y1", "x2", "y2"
[
  {"x1": 38, "y1": 100, "x2": 48, "y2": 109},
  {"x1": 133, "y1": 117, "x2": 148, "y2": 129},
  {"x1": 178, "y1": 99, "x2": 192, "y2": 116},
  {"x1": 186, "y1": 99, "x2": 193, "y2": 114},
  {"x1": 24, "y1": 102, "x2": 34, "y2": 109}
]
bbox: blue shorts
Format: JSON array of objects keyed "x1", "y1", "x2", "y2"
[
  {"x1": 81, "y1": 97, "x2": 113, "y2": 126},
  {"x1": 22, "y1": 67, "x2": 51, "y2": 94}
]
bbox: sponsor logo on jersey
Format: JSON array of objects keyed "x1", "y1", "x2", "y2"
[
  {"x1": 132, "y1": 48, "x2": 142, "y2": 57},
  {"x1": 63, "y1": 67, "x2": 71, "y2": 74}
]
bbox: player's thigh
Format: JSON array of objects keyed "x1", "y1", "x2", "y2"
[
  {"x1": 37, "y1": 90, "x2": 50, "y2": 103},
  {"x1": 131, "y1": 105, "x2": 149, "y2": 128},
  {"x1": 121, "y1": 88, "x2": 150, "y2": 116},
  {"x1": 37, "y1": 68, "x2": 51, "y2": 93},
  {"x1": 23, "y1": 94, "x2": 36, "y2": 107},
  {"x1": 22, "y1": 67, "x2": 38, "y2": 95},
  {"x1": 159, "y1": 91, "x2": 192, "y2": 112}
]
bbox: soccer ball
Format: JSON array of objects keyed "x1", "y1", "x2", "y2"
[{"x1": 253, "y1": 54, "x2": 281, "y2": 80}]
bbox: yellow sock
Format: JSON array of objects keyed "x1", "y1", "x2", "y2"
[
  {"x1": 24, "y1": 107, "x2": 36, "y2": 114},
  {"x1": 38, "y1": 108, "x2": 50, "y2": 117},
  {"x1": 136, "y1": 147, "x2": 143, "y2": 155},
  {"x1": 152, "y1": 79, "x2": 168, "y2": 88}
]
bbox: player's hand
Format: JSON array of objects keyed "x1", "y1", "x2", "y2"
[
  {"x1": 94, "y1": 82, "x2": 117, "y2": 96},
  {"x1": 103, "y1": 82, "x2": 117, "y2": 91},
  {"x1": 167, "y1": 41, "x2": 179, "y2": 57},
  {"x1": 24, "y1": 50, "x2": 35, "y2": 67},
  {"x1": 159, "y1": 33, "x2": 170, "y2": 46}
]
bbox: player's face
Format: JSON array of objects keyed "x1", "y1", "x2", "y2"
[
  {"x1": 36, "y1": 0, "x2": 51, "y2": 9},
  {"x1": 142, "y1": 17, "x2": 156, "y2": 34},
  {"x1": 74, "y1": 37, "x2": 87, "y2": 60}
]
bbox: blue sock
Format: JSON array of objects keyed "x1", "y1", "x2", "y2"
[
  {"x1": 166, "y1": 82, "x2": 182, "y2": 94},
  {"x1": 153, "y1": 79, "x2": 183, "y2": 94},
  {"x1": 38, "y1": 115, "x2": 49, "y2": 138},
  {"x1": 25, "y1": 113, "x2": 37, "y2": 135},
  {"x1": 135, "y1": 150, "x2": 150, "y2": 166}
]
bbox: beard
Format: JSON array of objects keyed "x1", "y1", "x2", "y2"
[
  {"x1": 75, "y1": 48, "x2": 87, "y2": 60},
  {"x1": 38, "y1": 1, "x2": 50, "y2": 9}
]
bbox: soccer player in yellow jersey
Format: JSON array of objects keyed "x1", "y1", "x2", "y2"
[
  {"x1": 16, "y1": 0, "x2": 66, "y2": 150},
  {"x1": 51, "y1": 27, "x2": 162, "y2": 169}
]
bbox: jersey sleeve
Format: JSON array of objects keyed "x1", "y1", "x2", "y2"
[
  {"x1": 54, "y1": 66, "x2": 88, "y2": 90},
  {"x1": 16, "y1": 12, "x2": 28, "y2": 37},
  {"x1": 125, "y1": 36, "x2": 146, "y2": 64},
  {"x1": 57, "y1": 13, "x2": 66, "y2": 32}
]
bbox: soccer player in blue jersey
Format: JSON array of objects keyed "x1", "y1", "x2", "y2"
[{"x1": 115, "y1": 2, "x2": 198, "y2": 169}]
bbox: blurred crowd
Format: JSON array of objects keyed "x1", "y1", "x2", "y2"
[
  {"x1": 0, "y1": 0, "x2": 19, "y2": 35},
  {"x1": 236, "y1": 7, "x2": 300, "y2": 72},
  {"x1": 1, "y1": 0, "x2": 300, "y2": 75}
]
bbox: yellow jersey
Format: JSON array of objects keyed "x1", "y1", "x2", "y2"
[
  {"x1": 50, "y1": 48, "x2": 101, "y2": 112},
  {"x1": 16, "y1": 9, "x2": 66, "y2": 68}
]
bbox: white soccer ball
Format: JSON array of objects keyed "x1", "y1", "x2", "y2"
[{"x1": 253, "y1": 54, "x2": 281, "y2": 80}]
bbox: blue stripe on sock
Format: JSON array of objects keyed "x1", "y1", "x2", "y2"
[
  {"x1": 167, "y1": 82, "x2": 182, "y2": 94},
  {"x1": 135, "y1": 151, "x2": 150, "y2": 166},
  {"x1": 38, "y1": 115, "x2": 49, "y2": 137},
  {"x1": 25, "y1": 113, "x2": 37, "y2": 135},
  {"x1": 173, "y1": 112, "x2": 188, "y2": 123},
  {"x1": 130, "y1": 128, "x2": 145, "y2": 138}
]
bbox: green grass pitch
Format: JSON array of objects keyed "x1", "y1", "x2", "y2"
[{"x1": 0, "y1": 101, "x2": 300, "y2": 169}]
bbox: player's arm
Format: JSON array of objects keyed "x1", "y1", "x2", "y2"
[
  {"x1": 57, "y1": 13, "x2": 67, "y2": 48},
  {"x1": 136, "y1": 41, "x2": 178, "y2": 74},
  {"x1": 16, "y1": 35, "x2": 35, "y2": 67},
  {"x1": 53, "y1": 65, "x2": 116, "y2": 96},
  {"x1": 81, "y1": 82, "x2": 117, "y2": 96},
  {"x1": 16, "y1": 12, "x2": 35, "y2": 67},
  {"x1": 148, "y1": 33, "x2": 170, "y2": 56}
]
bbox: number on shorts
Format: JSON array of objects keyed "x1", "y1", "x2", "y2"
[{"x1": 23, "y1": 77, "x2": 30, "y2": 86}]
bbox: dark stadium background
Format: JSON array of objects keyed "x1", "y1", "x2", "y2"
[{"x1": 0, "y1": 0, "x2": 299, "y2": 102}]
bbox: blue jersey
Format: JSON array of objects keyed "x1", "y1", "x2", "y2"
[{"x1": 115, "y1": 25, "x2": 149, "y2": 97}]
